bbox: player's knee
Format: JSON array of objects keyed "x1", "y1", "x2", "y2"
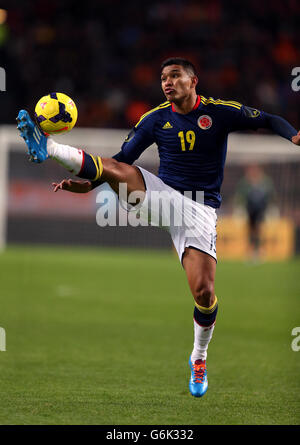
[
  {"x1": 192, "y1": 280, "x2": 215, "y2": 308},
  {"x1": 102, "y1": 158, "x2": 145, "y2": 195},
  {"x1": 102, "y1": 158, "x2": 136, "y2": 184}
]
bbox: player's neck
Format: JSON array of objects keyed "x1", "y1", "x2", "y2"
[{"x1": 171, "y1": 93, "x2": 199, "y2": 114}]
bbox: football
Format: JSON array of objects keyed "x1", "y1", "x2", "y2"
[{"x1": 34, "y1": 92, "x2": 78, "y2": 134}]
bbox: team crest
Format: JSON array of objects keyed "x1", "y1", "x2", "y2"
[{"x1": 198, "y1": 115, "x2": 212, "y2": 130}]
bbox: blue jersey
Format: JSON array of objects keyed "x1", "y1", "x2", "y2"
[{"x1": 113, "y1": 95, "x2": 293, "y2": 208}]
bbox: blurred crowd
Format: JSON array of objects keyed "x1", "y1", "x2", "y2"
[{"x1": 0, "y1": 0, "x2": 299, "y2": 129}]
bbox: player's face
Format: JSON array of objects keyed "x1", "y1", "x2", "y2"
[{"x1": 161, "y1": 65, "x2": 198, "y2": 102}]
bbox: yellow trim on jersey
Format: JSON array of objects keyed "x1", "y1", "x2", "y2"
[
  {"x1": 97, "y1": 156, "x2": 103, "y2": 178},
  {"x1": 90, "y1": 154, "x2": 103, "y2": 181},
  {"x1": 135, "y1": 101, "x2": 171, "y2": 127},
  {"x1": 201, "y1": 95, "x2": 242, "y2": 105},
  {"x1": 195, "y1": 296, "x2": 218, "y2": 314},
  {"x1": 201, "y1": 96, "x2": 242, "y2": 109}
]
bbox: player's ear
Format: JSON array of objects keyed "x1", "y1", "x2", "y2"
[{"x1": 191, "y1": 75, "x2": 198, "y2": 89}]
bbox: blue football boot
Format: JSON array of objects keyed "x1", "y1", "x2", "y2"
[
  {"x1": 189, "y1": 356, "x2": 208, "y2": 397},
  {"x1": 16, "y1": 110, "x2": 48, "y2": 163}
]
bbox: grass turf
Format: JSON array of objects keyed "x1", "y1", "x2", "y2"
[{"x1": 0, "y1": 246, "x2": 299, "y2": 425}]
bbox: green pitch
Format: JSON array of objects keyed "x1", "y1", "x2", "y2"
[{"x1": 0, "y1": 246, "x2": 299, "y2": 425}]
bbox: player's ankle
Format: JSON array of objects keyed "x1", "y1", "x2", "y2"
[{"x1": 191, "y1": 354, "x2": 206, "y2": 364}]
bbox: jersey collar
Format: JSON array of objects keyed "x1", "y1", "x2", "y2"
[{"x1": 171, "y1": 95, "x2": 201, "y2": 113}]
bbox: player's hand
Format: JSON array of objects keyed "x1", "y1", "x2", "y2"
[
  {"x1": 292, "y1": 131, "x2": 300, "y2": 146},
  {"x1": 52, "y1": 179, "x2": 93, "y2": 193}
]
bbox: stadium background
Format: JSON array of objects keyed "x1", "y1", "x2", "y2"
[
  {"x1": 0, "y1": 0, "x2": 299, "y2": 426},
  {"x1": 0, "y1": 0, "x2": 300, "y2": 257}
]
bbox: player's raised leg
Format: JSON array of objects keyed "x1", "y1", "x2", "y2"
[
  {"x1": 182, "y1": 248, "x2": 218, "y2": 397},
  {"x1": 16, "y1": 109, "x2": 146, "y2": 196}
]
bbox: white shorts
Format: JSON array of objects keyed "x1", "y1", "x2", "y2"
[{"x1": 136, "y1": 167, "x2": 217, "y2": 263}]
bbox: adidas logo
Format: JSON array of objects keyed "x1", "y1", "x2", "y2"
[{"x1": 162, "y1": 121, "x2": 173, "y2": 129}]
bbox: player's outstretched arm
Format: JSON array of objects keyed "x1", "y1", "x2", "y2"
[
  {"x1": 231, "y1": 106, "x2": 299, "y2": 145},
  {"x1": 264, "y1": 113, "x2": 299, "y2": 143}
]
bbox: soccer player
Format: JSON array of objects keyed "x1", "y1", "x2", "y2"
[{"x1": 17, "y1": 57, "x2": 300, "y2": 398}]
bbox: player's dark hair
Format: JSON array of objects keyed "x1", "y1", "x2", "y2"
[{"x1": 161, "y1": 57, "x2": 197, "y2": 76}]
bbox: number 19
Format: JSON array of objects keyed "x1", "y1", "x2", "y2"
[{"x1": 178, "y1": 131, "x2": 195, "y2": 151}]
